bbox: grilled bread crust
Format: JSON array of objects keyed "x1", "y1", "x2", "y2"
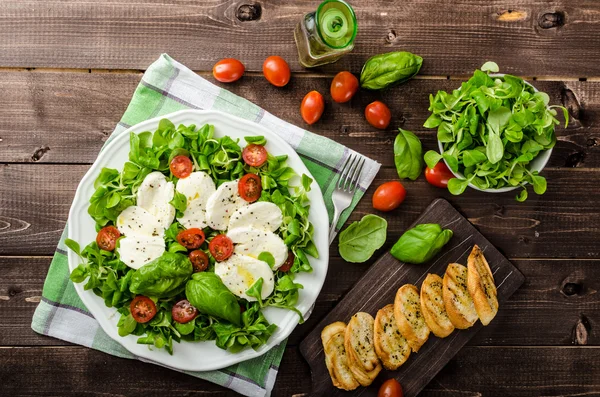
[
  {"x1": 344, "y1": 312, "x2": 382, "y2": 386},
  {"x1": 467, "y1": 245, "x2": 499, "y2": 326},
  {"x1": 374, "y1": 304, "x2": 411, "y2": 370},
  {"x1": 394, "y1": 284, "x2": 431, "y2": 352},
  {"x1": 421, "y1": 273, "x2": 455, "y2": 338},
  {"x1": 443, "y1": 263, "x2": 478, "y2": 329}
]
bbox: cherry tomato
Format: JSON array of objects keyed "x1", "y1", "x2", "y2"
[
  {"x1": 212, "y1": 58, "x2": 245, "y2": 83},
  {"x1": 130, "y1": 296, "x2": 157, "y2": 323},
  {"x1": 425, "y1": 162, "x2": 454, "y2": 188},
  {"x1": 96, "y1": 226, "x2": 121, "y2": 251},
  {"x1": 176, "y1": 228, "x2": 206, "y2": 249},
  {"x1": 189, "y1": 250, "x2": 210, "y2": 272},
  {"x1": 365, "y1": 101, "x2": 392, "y2": 130},
  {"x1": 301, "y1": 91, "x2": 325, "y2": 125},
  {"x1": 170, "y1": 155, "x2": 193, "y2": 179},
  {"x1": 172, "y1": 299, "x2": 198, "y2": 324},
  {"x1": 238, "y1": 173, "x2": 262, "y2": 202},
  {"x1": 278, "y1": 251, "x2": 295, "y2": 272},
  {"x1": 209, "y1": 234, "x2": 234, "y2": 262},
  {"x1": 378, "y1": 379, "x2": 403, "y2": 397},
  {"x1": 330, "y1": 71, "x2": 359, "y2": 103},
  {"x1": 263, "y1": 56, "x2": 291, "y2": 87},
  {"x1": 242, "y1": 144, "x2": 268, "y2": 167},
  {"x1": 372, "y1": 181, "x2": 406, "y2": 212}
]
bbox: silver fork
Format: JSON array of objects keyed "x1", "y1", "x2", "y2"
[{"x1": 329, "y1": 153, "x2": 365, "y2": 244}]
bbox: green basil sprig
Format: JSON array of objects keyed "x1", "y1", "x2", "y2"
[
  {"x1": 338, "y1": 215, "x2": 387, "y2": 263},
  {"x1": 360, "y1": 51, "x2": 423, "y2": 90},
  {"x1": 390, "y1": 223, "x2": 453, "y2": 264},
  {"x1": 394, "y1": 128, "x2": 424, "y2": 180}
]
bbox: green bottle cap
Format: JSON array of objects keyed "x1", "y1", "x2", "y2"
[{"x1": 316, "y1": 0, "x2": 357, "y2": 49}]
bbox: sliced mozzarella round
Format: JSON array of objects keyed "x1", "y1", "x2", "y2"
[
  {"x1": 116, "y1": 205, "x2": 163, "y2": 238},
  {"x1": 228, "y1": 202, "x2": 283, "y2": 232},
  {"x1": 136, "y1": 171, "x2": 175, "y2": 231},
  {"x1": 205, "y1": 180, "x2": 249, "y2": 230},
  {"x1": 177, "y1": 199, "x2": 208, "y2": 229},
  {"x1": 227, "y1": 227, "x2": 288, "y2": 270},
  {"x1": 214, "y1": 254, "x2": 275, "y2": 301},
  {"x1": 118, "y1": 235, "x2": 165, "y2": 269},
  {"x1": 176, "y1": 171, "x2": 216, "y2": 205}
]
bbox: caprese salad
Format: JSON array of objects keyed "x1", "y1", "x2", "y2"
[{"x1": 67, "y1": 119, "x2": 318, "y2": 354}]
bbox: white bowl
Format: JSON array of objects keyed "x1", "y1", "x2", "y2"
[{"x1": 437, "y1": 74, "x2": 553, "y2": 193}]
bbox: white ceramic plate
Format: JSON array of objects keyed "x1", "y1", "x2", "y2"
[{"x1": 67, "y1": 109, "x2": 329, "y2": 371}]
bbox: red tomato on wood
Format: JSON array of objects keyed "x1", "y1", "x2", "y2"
[
  {"x1": 372, "y1": 181, "x2": 406, "y2": 212},
  {"x1": 378, "y1": 379, "x2": 403, "y2": 397},
  {"x1": 263, "y1": 56, "x2": 291, "y2": 87},
  {"x1": 301, "y1": 91, "x2": 325, "y2": 125},
  {"x1": 365, "y1": 101, "x2": 392, "y2": 130},
  {"x1": 330, "y1": 71, "x2": 359, "y2": 103},
  {"x1": 425, "y1": 162, "x2": 454, "y2": 188},
  {"x1": 212, "y1": 58, "x2": 245, "y2": 83}
]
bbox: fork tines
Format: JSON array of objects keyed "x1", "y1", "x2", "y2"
[{"x1": 337, "y1": 153, "x2": 365, "y2": 193}]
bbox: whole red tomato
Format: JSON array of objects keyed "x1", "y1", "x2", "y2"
[
  {"x1": 330, "y1": 71, "x2": 359, "y2": 103},
  {"x1": 212, "y1": 58, "x2": 245, "y2": 83},
  {"x1": 372, "y1": 181, "x2": 406, "y2": 212},
  {"x1": 425, "y1": 162, "x2": 454, "y2": 188},
  {"x1": 378, "y1": 379, "x2": 403, "y2": 397},
  {"x1": 301, "y1": 91, "x2": 325, "y2": 125},
  {"x1": 263, "y1": 56, "x2": 291, "y2": 87},
  {"x1": 365, "y1": 101, "x2": 392, "y2": 129}
]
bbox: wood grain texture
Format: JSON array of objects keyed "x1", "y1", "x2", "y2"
[
  {"x1": 0, "y1": 71, "x2": 597, "y2": 169},
  {"x1": 300, "y1": 199, "x2": 525, "y2": 396},
  {"x1": 1, "y1": 345, "x2": 599, "y2": 396},
  {"x1": 2, "y1": 164, "x2": 599, "y2": 258},
  {"x1": 0, "y1": 1, "x2": 599, "y2": 77},
  {"x1": 3, "y1": 256, "x2": 597, "y2": 348}
]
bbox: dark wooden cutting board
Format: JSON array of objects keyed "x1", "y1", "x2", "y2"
[{"x1": 300, "y1": 198, "x2": 525, "y2": 396}]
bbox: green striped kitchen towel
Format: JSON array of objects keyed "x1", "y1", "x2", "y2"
[{"x1": 31, "y1": 54, "x2": 380, "y2": 397}]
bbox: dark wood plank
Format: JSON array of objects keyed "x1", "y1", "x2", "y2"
[
  {"x1": 300, "y1": 199, "x2": 525, "y2": 396},
  {"x1": 0, "y1": 71, "x2": 596, "y2": 170},
  {"x1": 0, "y1": 1, "x2": 599, "y2": 77},
  {"x1": 1, "y1": 164, "x2": 599, "y2": 258},
  {"x1": 1, "y1": 256, "x2": 598, "y2": 347},
  {"x1": 1, "y1": 345, "x2": 599, "y2": 396}
]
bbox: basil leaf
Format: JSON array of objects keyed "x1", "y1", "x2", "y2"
[
  {"x1": 185, "y1": 272, "x2": 241, "y2": 326},
  {"x1": 129, "y1": 252, "x2": 193, "y2": 298},
  {"x1": 390, "y1": 223, "x2": 453, "y2": 264},
  {"x1": 338, "y1": 215, "x2": 387, "y2": 263},
  {"x1": 360, "y1": 51, "x2": 423, "y2": 90},
  {"x1": 394, "y1": 129, "x2": 424, "y2": 180}
]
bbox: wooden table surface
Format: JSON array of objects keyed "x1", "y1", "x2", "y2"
[{"x1": 1, "y1": 1, "x2": 599, "y2": 396}]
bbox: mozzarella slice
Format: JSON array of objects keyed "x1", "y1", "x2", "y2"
[
  {"x1": 228, "y1": 202, "x2": 283, "y2": 232},
  {"x1": 205, "y1": 180, "x2": 249, "y2": 230},
  {"x1": 214, "y1": 254, "x2": 275, "y2": 301},
  {"x1": 176, "y1": 171, "x2": 216, "y2": 229},
  {"x1": 116, "y1": 205, "x2": 163, "y2": 238},
  {"x1": 227, "y1": 227, "x2": 288, "y2": 270},
  {"x1": 136, "y1": 171, "x2": 175, "y2": 231},
  {"x1": 118, "y1": 235, "x2": 165, "y2": 269}
]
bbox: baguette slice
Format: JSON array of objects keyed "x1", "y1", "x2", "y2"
[
  {"x1": 345, "y1": 312, "x2": 382, "y2": 386},
  {"x1": 394, "y1": 284, "x2": 430, "y2": 352},
  {"x1": 443, "y1": 263, "x2": 478, "y2": 329},
  {"x1": 467, "y1": 245, "x2": 499, "y2": 326},
  {"x1": 321, "y1": 322, "x2": 359, "y2": 391},
  {"x1": 374, "y1": 304, "x2": 411, "y2": 370},
  {"x1": 421, "y1": 273, "x2": 455, "y2": 338}
]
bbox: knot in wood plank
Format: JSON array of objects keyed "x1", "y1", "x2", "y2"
[
  {"x1": 31, "y1": 146, "x2": 50, "y2": 162},
  {"x1": 561, "y1": 88, "x2": 581, "y2": 121},
  {"x1": 236, "y1": 3, "x2": 262, "y2": 22},
  {"x1": 564, "y1": 151, "x2": 586, "y2": 168},
  {"x1": 386, "y1": 29, "x2": 399, "y2": 44},
  {"x1": 538, "y1": 12, "x2": 565, "y2": 29},
  {"x1": 572, "y1": 314, "x2": 591, "y2": 345}
]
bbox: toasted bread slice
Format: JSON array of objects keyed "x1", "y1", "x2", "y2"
[
  {"x1": 324, "y1": 331, "x2": 360, "y2": 390},
  {"x1": 421, "y1": 273, "x2": 455, "y2": 338},
  {"x1": 394, "y1": 284, "x2": 430, "y2": 352},
  {"x1": 374, "y1": 304, "x2": 411, "y2": 370},
  {"x1": 467, "y1": 245, "x2": 499, "y2": 326},
  {"x1": 443, "y1": 263, "x2": 478, "y2": 329},
  {"x1": 321, "y1": 322, "x2": 346, "y2": 389},
  {"x1": 344, "y1": 312, "x2": 382, "y2": 386}
]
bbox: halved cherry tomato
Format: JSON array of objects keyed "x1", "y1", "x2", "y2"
[
  {"x1": 209, "y1": 234, "x2": 234, "y2": 262},
  {"x1": 130, "y1": 296, "x2": 157, "y2": 323},
  {"x1": 378, "y1": 379, "x2": 403, "y2": 397},
  {"x1": 172, "y1": 299, "x2": 198, "y2": 324},
  {"x1": 96, "y1": 225, "x2": 120, "y2": 251},
  {"x1": 176, "y1": 228, "x2": 206, "y2": 249},
  {"x1": 212, "y1": 58, "x2": 245, "y2": 83},
  {"x1": 365, "y1": 101, "x2": 391, "y2": 130},
  {"x1": 330, "y1": 71, "x2": 359, "y2": 103},
  {"x1": 170, "y1": 155, "x2": 193, "y2": 179},
  {"x1": 372, "y1": 181, "x2": 406, "y2": 212},
  {"x1": 239, "y1": 173, "x2": 262, "y2": 202},
  {"x1": 189, "y1": 250, "x2": 210, "y2": 272},
  {"x1": 279, "y1": 251, "x2": 295, "y2": 272},
  {"x1": 301, "y1": 91, "x2": 325, "y2": 125},
  {"x1": 263, "y1": 56, "x2": 291, "y2": 87},
  {"x1": 242, "y1": 144, "x2": 268, "y2": 167},
  {"x1": 425, "y1": 162, "x2": 454, "y2": 188}
]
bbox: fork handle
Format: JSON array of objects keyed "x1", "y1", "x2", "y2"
[{"x1": 328, "y1": 207, "x2": 341, "y2": 245}]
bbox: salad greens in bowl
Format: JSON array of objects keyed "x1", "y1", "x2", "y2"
[
  {"x1": 65, "y1": 109, "x2": 329, "y2": 371},
  {"x1": 424, "y1": 62, "x2": 569, "y2": 201}
]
